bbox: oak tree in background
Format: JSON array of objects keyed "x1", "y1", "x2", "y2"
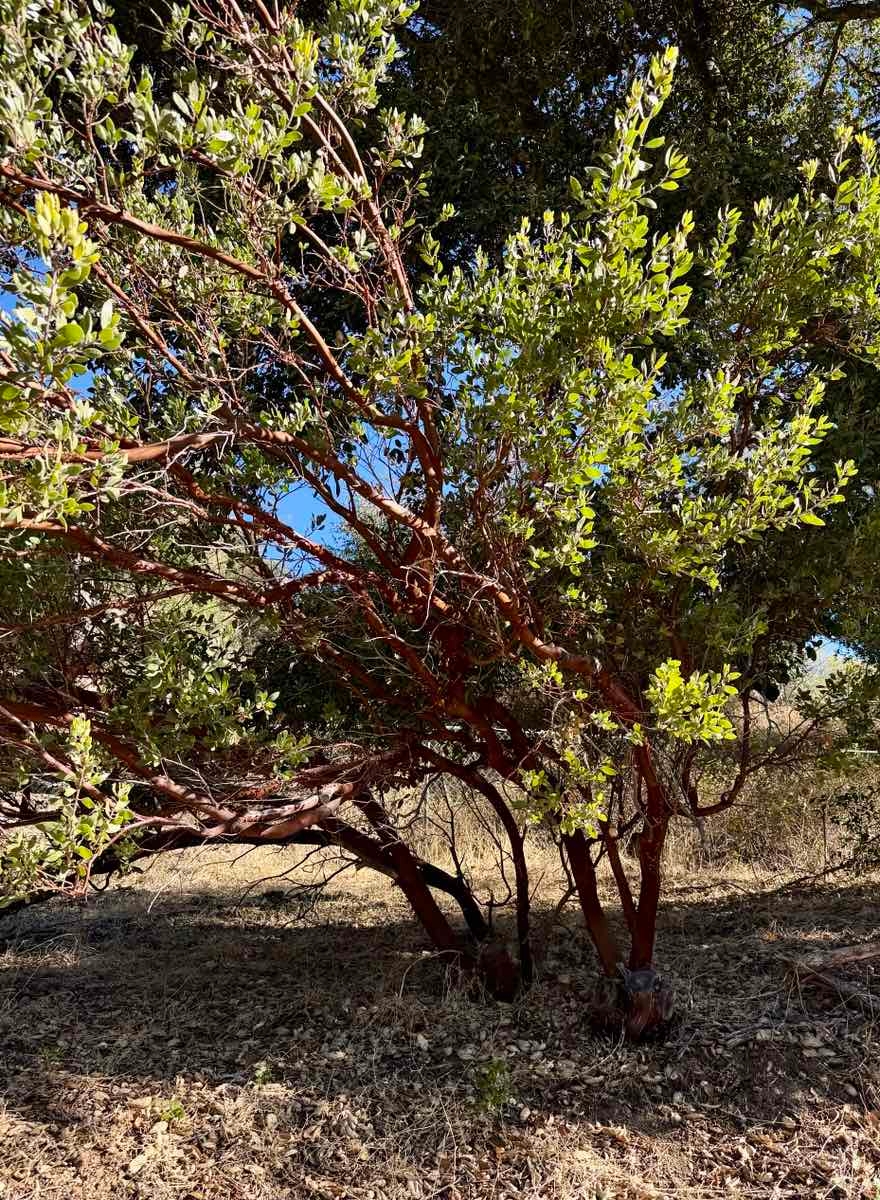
[{"x1": 3, "y1": 0, "x2": 880, "y2": 1034}]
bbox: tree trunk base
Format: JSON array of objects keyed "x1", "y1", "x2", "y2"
[
  {"x1": 476, "y1": 940, "x2": 521, "y2": 1001},
  {"x1": 589, "y1": 967, "x2": 674, "y2": 1040},
  {"x1": 434, "y1": 941, "x2": 521, "y2": 1002}
]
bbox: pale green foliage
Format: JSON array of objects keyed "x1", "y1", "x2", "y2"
[
  {"x1": 520, "y1": 752, "x2": 616, "y2": 836},
  {"x1": 0, "y1": 192, "x2": 127, "y2": 525},
  {"x1": 645, "y1": 660, "x2": 739, "y2": 745},
  {"x1": 794, "y1": 661, "x2": 880, "y2": 763},
  {"x1": 0, "y1": 717, "x2": 136, "y2": 906},
  {"x1": 106, "y1": 598, "x2": 309, "y2": 770},
  {"x1": 252, "y1": 1060, "x2": 274, "y2": 1087},
  {"x1": 412, "y1": 50, "x2": 870, "y2": 596}
]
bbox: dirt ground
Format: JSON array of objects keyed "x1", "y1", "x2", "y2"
[{"x1": 1, "y1": 848, "x2": 879, "y2": 1200}]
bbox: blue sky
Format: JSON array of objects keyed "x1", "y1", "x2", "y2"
[{"x1": 273, "y1": 484, "x2": 337, "y2": 552}]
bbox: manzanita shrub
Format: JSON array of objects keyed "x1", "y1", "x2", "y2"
[{"x1": 2, "y1": 0, "x2": 880, "y2": 1032}]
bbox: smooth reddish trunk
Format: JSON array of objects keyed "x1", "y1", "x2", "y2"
[
  {"x1": 465, "y1": 773, "x2": 533, "y2": 984},
  {"x1": 358, "y1": 796, "x2": 468, "y2": 957},
  {"x1": 322, "y1": 816, "x2": 490, "y2": 942},
  {"x1": 602, "y1": 824, "x2": 637, "y2": 935},
  {"x1": 563, "y1": 829, "x2": 620, "y2": 976},
  {"x1": 420, "y1": 750, "x2": 533, "y2": 985},
  {"x1": 564, "y1": 763, "x2": 675, "y2": 1038},
  {"x1": 629, "y1": 774, "x2": 671, "y2": 970},
  {"x1": 357, "y1": 796, "x2": 520, "y2": 999}
]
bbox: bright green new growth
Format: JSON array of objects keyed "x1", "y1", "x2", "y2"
[{"x1": 646, "y1": 660, "x2": 739, "y2": 745}]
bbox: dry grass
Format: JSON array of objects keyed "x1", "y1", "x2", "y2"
[{"x1": 2, "y1": 841, "x2": 880, "y2": 1200}]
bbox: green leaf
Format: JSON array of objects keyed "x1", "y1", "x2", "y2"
[{"x1": 55, "y1": 322, "x2": 84, "y2": 346}]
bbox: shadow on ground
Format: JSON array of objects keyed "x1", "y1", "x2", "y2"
[{"x1": 1, "y1": 875, "x2": 879, "y2": 1198}]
